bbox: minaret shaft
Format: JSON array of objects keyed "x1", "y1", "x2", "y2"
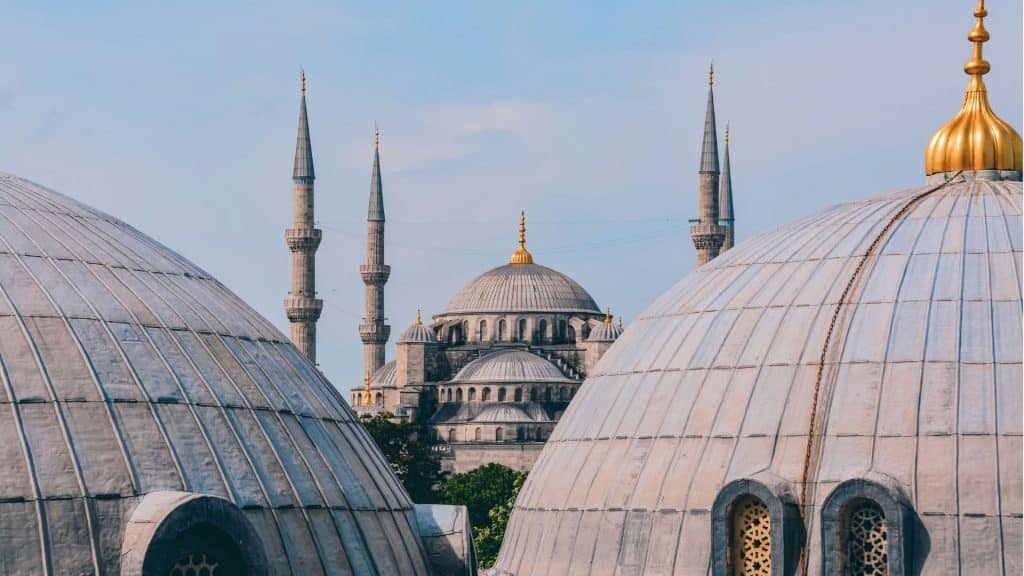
[
  {"x1": 359, "y1": 134, "x2": 390, "y2": 376},
  {"x1": 285, "y1": 74, "x2": 322, "y2": 363}
]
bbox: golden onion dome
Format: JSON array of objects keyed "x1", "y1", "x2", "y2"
[
  {"x1": 509, "y1": 210, "x2": 535, "y2": 265},
  {"x1": 925, "y1": 0, "x2": 1022, "y2": 177}
]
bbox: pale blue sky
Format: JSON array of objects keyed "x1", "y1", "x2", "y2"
[{"x1": 2, "y1": 0, "x2": 1021, "y2": 390}]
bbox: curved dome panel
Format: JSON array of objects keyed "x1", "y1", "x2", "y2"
[
  {"x1": 472, "y1": 404, "x2": 537, "y2": 423},
  {"x1": 371, "y1": 360, "x2": 398, "y2": 388},
  {"x1": 494, "y1": 180, "x2": 1023, "y2": 574},
  {"x1": 441, "y1": 263, "x2": 601, "y2": 315},
  {"x1": 451, "y1": 350, "x2": 574, "y2": 384},
  {"x1": 0, "y1": 173, "x2": 430, "y2": 575}
]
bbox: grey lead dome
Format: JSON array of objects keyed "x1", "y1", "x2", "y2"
[
  {"x1": 0, "y1": 173, "x2": 432, "y2": 575},
  {"x1": 442, "y1": 262, "x2": 601, "y2": 315},
  {"x1": 494, "y1": 179, "x2": 1022, "y2": 574}
]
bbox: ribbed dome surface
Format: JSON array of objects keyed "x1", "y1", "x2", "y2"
[
  {"x1": 495, "y1": 179, "x2": 1022, "y2": 575},
  {"x1": 451, "y1": 350, "x2": 574, "y2": 384},
  {"x1": 370, "y1": 360, "x2": 397, "y2": 388},
  {"x1": 441, "y1": 263, "x2": 600, "y2": 315},
  {"x1": 472, "y1": 404, "x2": 537, "y2": 423},
  {"x1": 0, "y1": 173, "x2": 429, "y2": 575},
  {"x1": 586, "y1": 320, "x2": 622, "y2": 342},
  {"x1": 397, "y1": 322, "x2": 436, "y2": 344}
]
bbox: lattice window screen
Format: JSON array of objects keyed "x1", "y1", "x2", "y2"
[
  {"x1": 730, "y1": 495, "x2": 772, "y2": 576},
  {"x1": 846, "y1": 500, "x2": 888, "y2": 575}
]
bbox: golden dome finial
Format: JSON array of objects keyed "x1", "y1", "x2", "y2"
[
  {"x1": 604, "y1": 308, "x2": 613, "y2": 324},
  {"x1": 925, "y1": 0, "x2": 1022, "y2": 178},
  {"x1": 415, "y1": 309, "x2": 422, "y2": 325},
  {"x1": 510, "y1": 211, "x2": 534, "y2": 265},
  {"x1": 362, "y1": 370, "x2": 373, "y2": 405}
]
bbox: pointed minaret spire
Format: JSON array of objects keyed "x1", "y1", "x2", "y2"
[
  {"x1": 719, "y1": 124, "x2": 735, "y2": 251},
  {"x1": 690, "y1": 63, "x2": 726, "y2": 266},
  {"x1": 359, "y1": 127, "x2": 391, "y2": 378},
  {"x1": 285, "y1": 70, "x2": 323, "y2": 363}
]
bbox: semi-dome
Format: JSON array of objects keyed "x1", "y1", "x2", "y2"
[
  {"x1": 451, "y1": 350, "x2": 575, "y2": 384},
  {"x1": 370, "y1": 360, "x2": 398, "y2": 387},
  {"x1": 472, "y1": 404, "x2": 539, "y2": 423},
  {"x1": 441, "y1": 263, "x2": 600, "y2": 315},
  {"x1": 0, "y1": 173, "x2": 431, "y2": 575},
  {"x1": 494, "y1": 178, "x2": 1023, "y2": 574},
  {"x1": 586, "y1": 311, "x2": 623, "y2": 342}
]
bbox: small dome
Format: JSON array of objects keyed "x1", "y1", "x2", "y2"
[
  {"x1": 441, "y1": 263, "x2": 600, "y2": 315},
  {"x1": 397, "y1": 310, "x2": 437, "y2": 344},
  {"x1": 472, "y1": 404, "x2": 537, "y2": 423},
  {"x1": 371, "y1": 361, "x2": 398, "y2": 388},
  {"x1": 587, "y1": 311, "x2": 623, "y2": 342},
  {"x1": 451, "y1": 350, "x2": 574, "y2": 384}
]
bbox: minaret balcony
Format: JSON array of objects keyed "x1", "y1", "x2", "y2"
[
  {"x1": 359, "y1": 323, "x2": 391, "y2": 344},
  {"x1": 285, "y1": 228, "x2": 322, "y2": 251},
  {"x1": 690, "y1": 222, "x2": 727, "y2": 250},
  {"x1": 359, "y1": 264, "x2": 391, "y2": 285},
  {"x1": 284, "y1": 297, "x2": 323, "y2": 321}
]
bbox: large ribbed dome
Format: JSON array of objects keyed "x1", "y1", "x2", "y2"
[
  {"x1": 495, "y1": 178, "x2": 1022, "y2": 574},
  {"x1": 0, "y1": 173, "x2": 431, "y2": 575},
  {"x1": 451, "y1": 350, "x2": 575, "y2": 384},
  {"x1": 441, "y1": 263, "x2": 600, "y2": 315}
]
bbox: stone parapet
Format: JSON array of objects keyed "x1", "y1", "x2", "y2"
[
  {"x1": 285, "y1": 227, "x2": 322, "y2": 251},
  {"x1": 284, "y1": 297, "x2": 323, "y2": 321},
  {"x1": 359, "y1": 323, "x2": 391, "y2": 343},
  {"x1": 359, "y1": 264, "x2": 391, "y2": 285}
]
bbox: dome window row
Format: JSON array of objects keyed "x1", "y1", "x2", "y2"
[
  {"x1": 711, "y1": 476, "x2": 910, "y2": 576},
  {"x1": 438, "y1": 384, "x2": 577, "y2": 404},
  {"x1": 439, "y1": 425, "x2": 550, "y2": 444},
  {"x1": 441, "y1": 315, "x2": 592, "y2": 346}
]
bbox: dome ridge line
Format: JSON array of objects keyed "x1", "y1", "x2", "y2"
[{"x1": 795, "y1": 171, "x2": 962, "y2": 575}]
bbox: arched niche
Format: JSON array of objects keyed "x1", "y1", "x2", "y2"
[
  {"x1": 121, "y1": 491, "x2": 267, "y2": 576},
  {"x1": 711, "y1": 476, "x2": 802, "y2": 576},
  {"x1": 821, "y1": 475, "x2": 913, "y2": 576}
]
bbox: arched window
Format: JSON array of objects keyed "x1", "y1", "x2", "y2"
[
  {"x1": 560, "y1": 387, "x2": 568, "y2": 401},
  {"x1": 456, "y1": 389, "x2": 463, "y2": 402},
  {"x1": 356, "y1": 393, "x2": 361, "y2": 405},
  {"x1": 537, "y1": 319, "x2": 547, "y2": 343},
  {"x1": 529, "y1": 388, "x2": 537, "y2": 402},
  {"x1": 517, "y1": 426, "x2": 524, "y2": 440},
  {"x1": 450, "y1": 324, "x2": 461, "y2": 344},
  {"x1": 498, "y1": 319, "x2": 507, "y2": 340},
  {"x1": 463, "y1": 321, "x2": 470, "y2": 342},
  {"x1": 474, "y1": 427, "x2": 482, "y2": 441},
  {"x1": 567, "y1": 325, "x2": 576, "y2": 342},
  {"x1": 582, "y1": 323, "x2": 591, "y2": 340},
  {"x1": 479, "y1": 319, "x2": 488, "y2": 341},
  {"x1": 375, "y1": 392, "x2": 383, "y2": 405},
  {"x1": 468, "y1": 388, "x2": 476, "y2": 401},
  {"x1": 822, "y1": 478, "x2": 910, "y2": 576},
  {"x1": 518, "y1": 318, "x2": 527, "y2": 341},
  {"x1": 544, "y1": 387, "x2": 552, "y2": 402},
  {"x1": 570, "y1": 387, "x2": 577, "y2": 399},
  {"x1": 448, "y1": 428, "x2": 456, "y2": 443},
  {"x1": 514, "y1": 388, "x2": 522, "y2": 402},
  {"x1": 495, "y1": 428, "x2": 503, "y2": 442},
  {"x1": 711, "y1": 477, "x2": 801, "y2": 576},
  {"x1": 482, "y1": 387, "x2": 491, "y2": 402},
  {"x1": 447, "y1": 388, "x2": 453, "y2": 402},
  {"x1": 498, "y1": 387, "x2": 507, "y2": 402}
]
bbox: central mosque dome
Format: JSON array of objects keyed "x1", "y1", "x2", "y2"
[
  {"x1": 0, "y1": 172, "x2": 436, "y2": 575},
  {"x1": 440, "y1": 213, "x2": 601, "y2": 316}
]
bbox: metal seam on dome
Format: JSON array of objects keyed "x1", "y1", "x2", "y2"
[{"x1": 795, "y1": 171, "x2": 963, "y2": 575}]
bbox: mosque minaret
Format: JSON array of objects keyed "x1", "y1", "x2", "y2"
[
  {"x1": 719, "y1": 124, "x2": 735, "y2": 251},
  {"x1": 359, "y1": 127, "x2": 391, "y2": 377},
  {"x1": 284, "y1": 71, "x2": 323, "y2": 363},
  {"x1": 690, "y1": 64, "x2": 728, "y2": 265}
]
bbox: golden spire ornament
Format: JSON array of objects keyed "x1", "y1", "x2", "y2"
[
  {"x1": 604, "y1": 308, "x2": 613, "y2": 324},
  {"x1": 415, "y1": 309, "x2": 423, "y2": 325},
  {"x1": 509, "y1": 211, "x2": 534, "y2": 265},
  {"x1": 925, "y1": 0, "x2": 1022, "y2": 178},
  {"x1": 362, "y1": 370, "x2": 373, "y2": 406}
]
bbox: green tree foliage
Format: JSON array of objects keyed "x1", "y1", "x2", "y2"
[
  {"x1": 359, "y1": 412, "x2": 445, "y2": 503},
  {"x1": 441, "y1": 463, "x2": 527, "y2": 568}
]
